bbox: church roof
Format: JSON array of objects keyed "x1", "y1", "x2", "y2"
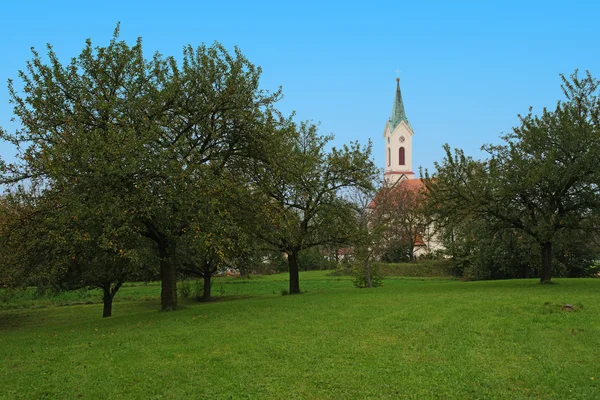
[
  {"x1": 368, "y1": 178, "x2": 425, "y2": 209},
  {"x1": 389, "y1": 78, "x2": 411, "y2": 131},
  {"x1": 395, "y1": 178, "x2": 425, "y2": 192}
]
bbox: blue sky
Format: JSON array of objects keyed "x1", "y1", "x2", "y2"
[{"x1": 1, "y1": 0, "x2": 599, "y2": 174}]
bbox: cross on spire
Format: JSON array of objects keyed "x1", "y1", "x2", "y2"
[{"x1": 395, "y1": 68, "x2": 401, "y2": 80}]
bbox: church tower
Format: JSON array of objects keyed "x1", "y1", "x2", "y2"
[{"x1": 383, "y1": 77, "x2": 414, "y2": 185}]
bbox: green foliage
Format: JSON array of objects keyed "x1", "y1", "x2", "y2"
[
  {"x1": 177, "y1": 280, "x2": 193, "y2": 299},
  {"x1": 178, "y1": 279, "x2": 208, "y2": 300},
  {"x1": 441, "y1": 218, "x2": 600, "y2": 281},
  {"x1": 374, "y1": 260, "x2": 458, "y2": 278},
  {"x1": 351, "y1": 261, "x2": 383, "y2": 288},
  {"x1": 426, "y1": 70, "x2": 600, "y2": 283},
  {"x1": 298, "y1": 247, "x2": 337, "y2": 271},
  {"x1": 0, "y1": 26, "x2": 286, "y2": 311},
  {"x1": 380, "y1": 244, "x2": 412, "y2": 263},
  {"x1": 248, "y1": 121, "x2": 378, "y2": 293}
]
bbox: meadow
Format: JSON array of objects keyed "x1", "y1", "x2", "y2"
[{"x1": 1, "y1": 272, "x2": 599, "y2": 399}]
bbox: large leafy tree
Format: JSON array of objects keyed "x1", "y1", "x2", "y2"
[
  {"x1": 0, "y1": 26, "x2": 283, "y2": 310},
  {"x1": 437, "y1": 213, "x2": 599, "y2": 280},
  {"x1": 426, "y1": 71, "x2": 600, "y2": 283},
  {"x1": 249, "y1": 122, "x2": 378, "y2": 294}
]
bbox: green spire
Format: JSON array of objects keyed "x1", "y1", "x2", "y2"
[{"x1": 389, "y1": 78, "x2": 410, "y2": 130}]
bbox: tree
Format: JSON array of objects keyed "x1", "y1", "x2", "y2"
[
  {"x1": 0, "y1": 185, "x2": 154, "y2": 318},
  {"x1": 134, "y1": 41, "x2": 283, "y2": 309},
  {"x1": 249, "y1": 122, "x2": 378, "y2": 294},
  {"x1": 56, "y1": 193, "x2": 155, "y2": 318},
  {"x1": 177, "y1": 169, "x2": 255, "y2": 302},
  {"x1": 380, "y1": 180, "x2": 430, "y2": 261},
  {"x1": 426, "y1": 71, "x2": 600, "y2": 283},
  {"x1": 1, "y1": 26, "x2": 283, "y2": 310},
  {"x1": 0, "y1": 192, "x2": 48, "y2": 289},
  {"x1": 347, "y1": 181, "x2": 388, "y2": 288}
]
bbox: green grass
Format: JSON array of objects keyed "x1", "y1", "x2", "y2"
[{"x1": 2, "y1": 272, "x2": 600, "y2": 399}]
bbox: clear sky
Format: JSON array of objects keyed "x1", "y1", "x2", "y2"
[{"x1": 1, "y1": 0, "x2": 599, "y2": 174}]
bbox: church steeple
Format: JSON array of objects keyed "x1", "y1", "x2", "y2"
[
  {"x1": 389, "y1": 77, "x2": 410, "y2": 131},
  {"x1": 383, "y1": 76, "x2": 415, "y2": 185}
]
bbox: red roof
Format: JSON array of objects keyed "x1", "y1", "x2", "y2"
[
  {"x1": 336, "y1": 248, "x2": 354, "y2": 256},
  {"x1": 368, "y1": 178, "x2": 426, "y2": 208},
  {"x1": 414, "y1": 234, "x2": 426, "y2": 246}
]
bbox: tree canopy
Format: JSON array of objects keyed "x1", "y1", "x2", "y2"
[
  {"x1": 426, "y1": 71, "x2": 600, "y2": 283},
  {"x1": 248, "y1": 122, "x2": 378, "y2": 294},
  {"x1": 0, "y1": 26, "x2": 286, "y2": 311},
  {"x1": 0, "y1": 26, "x2": 380, "y2": 313}
]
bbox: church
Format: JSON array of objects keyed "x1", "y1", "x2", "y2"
[
  {"x1": 373, "y1": 77, "x2": 444, "y2": 259},
  {"x1": 383, "y1": 77, "x2": 416, "y2": 185}
]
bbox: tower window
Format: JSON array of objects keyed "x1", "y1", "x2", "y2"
[
  {"x1": 388, "y1": 148, "x2": 391, "y2": 166},
  {"x1": 399, "y1": 147, "x2": 405, "y2": 166}
]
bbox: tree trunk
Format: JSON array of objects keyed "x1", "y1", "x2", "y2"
[
  {"x1": 159, "y1": 253, "x2": 178, "y2": 311},
  {"x1": 364, "y1": 259, "x2": 373, "y2": 288},
  {"x1": 450, "y1": 228, "x2": 456, "y2": 258},
  {"x1": 288, "y1": 251, "x2": 301, "y2": 294},
  {"x1": 102, "y1": 288, "x2": 114, "y2": 318},
  {"x1": 520, "y1": 263, "x2": 530, "y2": 279},
  {"x1": 540, "y1": 241, "x2": 552, "y2": 284},
  {"x1": 101, "y1": 281, "x2": 122, "y2": 318},
  {"x1": 203, "y1": 273, "x2": 212, "y2": 302},
  {"x1": 145, "y1": 223, "x2": 178, "y2": 311}
]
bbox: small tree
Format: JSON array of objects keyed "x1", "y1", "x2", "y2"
[
  {"x1": 347, "y1": 181, "x2": 388, "y2": 288},
  {"x1": 249, "y1": 122, "x2": 378, "y2": 294}
]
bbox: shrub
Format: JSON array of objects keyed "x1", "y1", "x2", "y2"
[
  {"x1": 375, "y1": 259, "x2": 458, "y2": 278},
  {"x1": 380, "y1": 245, "x2": 411, "y2": 263},
  {"x1": 178, "y1": 279, "x2": 207, "y2": 300},
  {"x1": 351, "y1": 261, "x2": 383, "y2": 288},
  {"x1": 178, "y1": 280, "x2": 192, "y2": 298}
]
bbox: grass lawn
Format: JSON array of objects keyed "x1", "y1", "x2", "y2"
[{"x1": 1, "y1": 272, "x2": 600, "y2": 399}]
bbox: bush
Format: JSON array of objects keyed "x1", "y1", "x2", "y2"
[
  {"x1": 178, "y1": 279, "x2": 206, "y2": 300},
  {"x1": 380, "y1": 245, "x2": 411, "y2": 263},
  {"x1": 351, "y1": 261, "x2": 383, "y2": 288},
  {"x1": 328, "y1": 264, "x2": 352, "y2": 277},
  {"x1": 375, "y1": 260, "x2": 458, "y2": 278},
  {"x1": 178, "y1": 280, "x2": 192, "y2": 298}
]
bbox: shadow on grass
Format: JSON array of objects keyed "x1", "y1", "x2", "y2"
[
  {"x1": 0, "y1": 311, "x2": 39, "y2": 330},
  {"x1": 180, "y1": 294, "x2": 255, "y2": 305}
]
